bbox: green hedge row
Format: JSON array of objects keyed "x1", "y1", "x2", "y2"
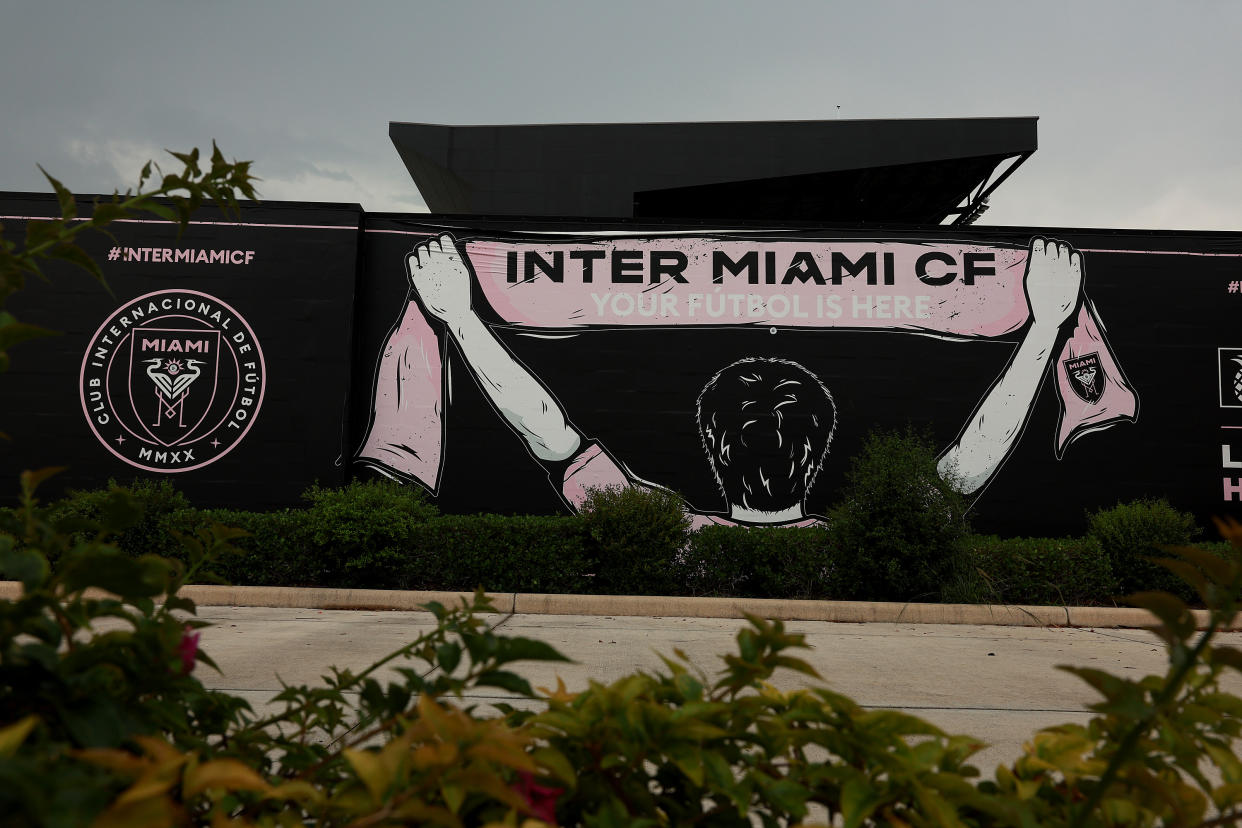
[
  {"x1": 23, "y1": 476, "x2": 1226, "y2": 607},
  {"x1": 950, "y1": 535, "x2": 1117, "y2": 607},
  {"x1": 20, "y1": 430, "x2": 1228, "y2": 606}
]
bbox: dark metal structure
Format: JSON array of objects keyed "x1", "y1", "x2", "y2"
[{"x1": 389, "y1": 118, "x2": 1036, "y2": 225}]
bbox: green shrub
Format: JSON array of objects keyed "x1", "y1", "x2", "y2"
[
  {"x1": 29, "y1": 480, "x2": 596, "y2": 593},
  {"x1": 46, "y1": 478, "x2": 190, "y2": 563},
  {"x1": 578, "y1": 485, "x2": 691, "y2": 595},
  {"x1": 405, "y1": 515, "x2": 591, "y2": 593},
  {"x1": 167, "y1": 507, "x2": 306, "y2": 587},
  {"x1": 183, "y1": 508, "x2": 589, "y2": 593},
  {"x1": 827, "y1": 427, "x2": 972, "y2": 602},
  {"x1": 302, "y1": 478, "x2": 439, "y2": 523},
  {"x1": 953, "y1": 535, "x2": 1117, "y2": 606},
  {"x1": 36, "y1": 491, "x2": 305, "y2": 588},
  {"x1": 1087, "y1": 498, "x2": 1200, "y2": 598},
  {"x1": 297, "y1": 479, "x2": 438, "y2": 587},
  {"x1": 683, "y1": 525, "x2": 836, "y2": 598}
]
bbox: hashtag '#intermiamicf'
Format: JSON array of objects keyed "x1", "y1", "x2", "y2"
[
  {"x1": 108, "y1": 247, "x2": 121, "y2": 261},
  {"x1": 1229, "y1": 281, "x2": 1241, "y2": 294}
]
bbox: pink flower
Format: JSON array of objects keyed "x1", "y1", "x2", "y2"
[
  {"x1": 511, "y1": 771, "x2": 563, "y2": 825},
  {"x1": 178, "y1": 628, "x2": 201, "y2": 675}
]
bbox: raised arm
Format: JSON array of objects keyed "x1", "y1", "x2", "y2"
[
  {"x1": 938, "y1": 237, "x2": 1083, "y2": 494},
  {"x1": 408, "y1": 234, "x2": 584, "y2": 463}
]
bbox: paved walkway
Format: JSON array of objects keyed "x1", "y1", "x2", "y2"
[
  {"x1": 5, "y1": 579, "x2": 1236, "y2": 773},
  {"x1": 191, "y1": 602, "x2": 1242, "y2": 774}
]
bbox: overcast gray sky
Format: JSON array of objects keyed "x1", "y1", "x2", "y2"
[{"x1": 2, "y1": 0, "x2": 1239, "y2": 230}]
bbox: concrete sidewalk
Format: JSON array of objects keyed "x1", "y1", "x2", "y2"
[
  {"x1": 7, "y1": 580, "x2": 1239, "y2": 772},
  {"x1": 191, "y1": 601, "x2": 1242, "y2": 775}
]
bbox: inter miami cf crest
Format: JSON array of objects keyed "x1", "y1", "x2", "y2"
[
  {"x1": 1063, "y1": 352, "x2": 1104, "y2": 404},
  {"x1": 80, "y1": 289, "x2": 266, "y2": 472}
]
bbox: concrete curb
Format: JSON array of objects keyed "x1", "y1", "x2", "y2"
[{"x1": 0, "y1": 581, "x2": 1225, "y2": 629}]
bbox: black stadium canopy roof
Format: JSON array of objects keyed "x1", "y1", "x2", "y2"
[{"x1": 390, "y1": 117, "x2": 1036, "y2": 225}]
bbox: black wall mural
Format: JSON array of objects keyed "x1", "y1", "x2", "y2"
[
  {"x1": 5, "y1": 197, "x2": 1242, "y2": 536},
  {"x1": 353, "y1": 217, "x2": 1242, "y2": 536},
  {"x1": 0, "y1": 194, "x2": 362, "y2": 506}
]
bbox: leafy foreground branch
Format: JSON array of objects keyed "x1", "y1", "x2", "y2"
[
  {"x1": 0, "y1": 142, "x2": 258, "y2": 373},
  {"x1": 3, "y1": 475, "x2": 1242, "y2": 828}
]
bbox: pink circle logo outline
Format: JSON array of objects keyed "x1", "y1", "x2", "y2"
[{"x1": 79, "y1": 289, "x2": 267, "y2": 473}]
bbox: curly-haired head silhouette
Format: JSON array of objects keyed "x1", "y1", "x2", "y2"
[{"x1": 696, "y1": 357, "x2": 836, "y2": 515}]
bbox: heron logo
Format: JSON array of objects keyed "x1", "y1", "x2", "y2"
[
  {"x1": 79, "y1": 289, "x2": 266, "y2": 472},
  {"x1": 1063, "y1": 352, "x2": 1104, "y2": 405}
]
